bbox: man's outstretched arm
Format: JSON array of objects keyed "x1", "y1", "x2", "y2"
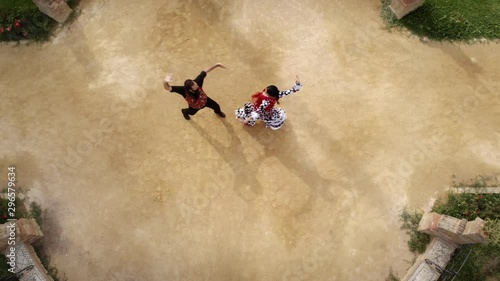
[{"x1": 203, "y1": 63, "x2": 227, "y2": 73}]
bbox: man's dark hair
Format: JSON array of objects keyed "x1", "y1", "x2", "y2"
[{"x1": 184, "y1": 79, "x2": 195, "y2": 91}]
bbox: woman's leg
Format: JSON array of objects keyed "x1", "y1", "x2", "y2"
[
  {"x1": 235, "y1": 103, "x2": 258, "y2": 126},
  {"x1": 264, "y1": 108, "x2": 286, "y2": 130}
]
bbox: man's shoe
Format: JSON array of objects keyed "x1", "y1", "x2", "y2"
[
  {"x1": 181, "y1": 109, "x2": 190, "y2": 120},
  {"x1": 217, "y1": 112, "x2": 226, "y2": 118}
]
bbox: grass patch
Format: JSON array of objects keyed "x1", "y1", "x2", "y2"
[
  {"x1": 399, "y1": 208, "x2": 430, "y2": 254},
  {"x1": 29, "y1": 201, "x2": 66, "y2": 281},
  {"x1": 0, "y1": 255, "x2": 15, "y2": 279},
  {"x1": 63, "y1": 0, "x2": 82, "y2": 26},
  {"x1": 33, "y1": 241, "x2": 67, "y2": 281},
  {"x1": 452, "y1": 174, "x2": 500, "y2": 188},
  {"x1": 385, "y1": 268, "x2": 401, "y2": 281},
  {"x1": 29, "y1": 201, "x2": 43, "y2": 226},
  {"x1": 381, "y1": 0, "x2": 500, "y2": 42}
]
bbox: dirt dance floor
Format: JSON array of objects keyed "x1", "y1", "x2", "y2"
[{"x1": 1, "y1": 0, "x2": 499, "y2": 280}]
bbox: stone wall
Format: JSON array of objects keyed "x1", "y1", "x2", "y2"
[
  {"x1": 6, "y1": 241, "x2": 55, "y2": 281},
  {"x1": 0, "y1": 219, "x2": 53, "y2": 281},
  {"x1": 401, "y1": 213, "x2": 488, "y2": 281},
  {"x1": 32, "y1": 0, "x2": 72, "y2": 23},
  {"x1": 403, "y1": 237, "x2": 457, "y2": 281},
  {"x1": 0, "y1": 219, "x2": 44, "y2": 252},
  {"x1": 418, "y1": 214, "x2": 488, "y2": 245},
  {"x1": 389, "y1": 0, "x2": 425, "y2": 19}
]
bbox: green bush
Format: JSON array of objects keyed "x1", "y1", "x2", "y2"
[
  {"x1": 0, "y1": 255, "x2": 15, "y2": 279},
  {"x1": 33, "y1": 241, "x2": 67, "y2": 281},
  {"x1": 432, "y1": 193, "x2": 500, "y2": 221},
  {"x1": 0, "y1": 0, "x2": 81, "y2": 43},
  {"x1": 29, "y1": 201, "x2": 43, "y2": 227},
  {"x1": 0, "y1": 5, "x2": 57, "y2": 42},
  {"x1": 485, "y1": 219, "x2": 500, "y2": 248}
]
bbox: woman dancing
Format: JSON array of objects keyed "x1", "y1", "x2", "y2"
[{"x1": 235, "y1": 76, "x2": 303, "y2": 130}]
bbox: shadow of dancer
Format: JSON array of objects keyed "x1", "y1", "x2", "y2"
[
  {"x1": 189, "y1": 120, "x2": 266, "y2": 202},
  {"x1": 245, "y1": 112, "x2": 397, "y2": 210},
  {"x1": 243, "y1": 122, "x2": 346, "y2": 204}
]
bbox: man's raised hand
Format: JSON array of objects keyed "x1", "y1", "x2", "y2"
[{"x1": 164, "y1": 73, "x2": 174, "y2": 83}]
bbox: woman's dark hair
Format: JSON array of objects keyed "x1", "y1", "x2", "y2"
[
  {"x1": 266, "y1": 85, "x2": 279, "y2": 99},
  {"x1": 184, "y1": 79, "x2": 195, "y2": 91}
]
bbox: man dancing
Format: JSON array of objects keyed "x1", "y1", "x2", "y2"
[{"x1": 163, "y1": 63, "x2": 227, "y2": 120}]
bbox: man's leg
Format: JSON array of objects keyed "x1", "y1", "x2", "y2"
[
  {"x1": 205, "y1": 97, "x2": 225, "y2": 118},
  {"x1": 181, "y1": 107, "x2": 199, "y2": 120}
]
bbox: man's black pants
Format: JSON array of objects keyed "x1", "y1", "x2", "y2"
[{"x1": 184, "y1": 97, "x2": 222, "y2": 115}]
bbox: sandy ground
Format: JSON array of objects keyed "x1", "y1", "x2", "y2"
[{"x1": 1, "y1": 0, "x2": 500, "y2": 280}]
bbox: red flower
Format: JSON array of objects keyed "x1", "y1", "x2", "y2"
[
  {"x1": 1, "y1": 214, "x2": 6, "y2": 219},
  {"x1": 6, "y1": 26, "x2": 11, "y2": 31},
  {"x1": 23, "y1": 32, "x2": 28, "y2": 37},
  {"x1": 484, "y1": 232, "x2": 489, "y2": 236},
  {"x1": 479, "y1": 195, "x2": 483, "y2": 199},
  {"x1": 0, "y1": 27, "x2": 4, "y2": 33},
  {"x1": 477, "y1": 209, "x2": 481, "y2": 214},
  {"x1": 14, "y1": 22, "x2": 21, "y2": 28}
]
